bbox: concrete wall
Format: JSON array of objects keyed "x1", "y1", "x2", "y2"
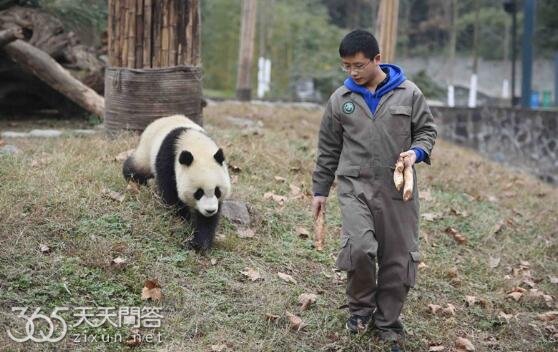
[
  {"x1": 431, "y1": 106, "x2": 558, "y2": 184},
  {"x1": 397, "y1": 56, "x2": 555, "y2": 101}
]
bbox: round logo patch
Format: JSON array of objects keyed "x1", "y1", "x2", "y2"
[{"x1": 342, "y1": 101, "x2": 355, "y2": 114}]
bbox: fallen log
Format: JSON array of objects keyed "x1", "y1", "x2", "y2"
[
  {"x1": 2, "y1": 39, "x2": 105, "y2": 118},
  {"x1": 0, "y1": 27, "x2": 22, "y2": 46}
]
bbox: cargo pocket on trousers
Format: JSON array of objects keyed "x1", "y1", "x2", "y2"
[
  {"x1": 335, "y1": 236, "x2": 352, "y2": 272},
  {"x1": 405, "y1": 251, "x2": 421, "y2": 288}
]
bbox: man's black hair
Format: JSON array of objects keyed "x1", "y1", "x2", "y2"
[{"x1": 339, "y1": 29, "x2": 380, "y2": 59}]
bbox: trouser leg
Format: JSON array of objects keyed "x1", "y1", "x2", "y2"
[
  {"x1": 372, "y1": 200, "x2": 420, "y2": 341},
  {"x1": 336, "y1": 193, "x2": 378, "y2": 317}
]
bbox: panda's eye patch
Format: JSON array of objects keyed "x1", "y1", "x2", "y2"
[
  {"x1": 215, "y1": 187, "x2": 221, "y2": 198},
  {"x1": 194, "y1": 188, "x2": 204, "y2": 200}
]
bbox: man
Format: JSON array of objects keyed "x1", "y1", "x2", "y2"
[{"x1": 311, "y1": 29, "x2": 437, "y2": 351}]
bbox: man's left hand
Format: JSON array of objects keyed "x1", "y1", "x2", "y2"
[{"x1": 399, "y1": 150, "x2": 417, "y2": 168}]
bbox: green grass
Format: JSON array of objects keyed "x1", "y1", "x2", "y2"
[{"x1": 0, "y1": 101, "x2": 556, "y2": 351}]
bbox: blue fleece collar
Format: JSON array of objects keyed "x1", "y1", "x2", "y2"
[{"x1": 343, "y1": 64, "x2": 406, "y2": 115}]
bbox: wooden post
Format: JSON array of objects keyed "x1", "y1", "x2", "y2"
[
  {"x1": 236, "y1": 0, "x2": 258, "y2": 101},
  {"x1": 375, "y1": 0, "x2": 399, "y2": 63},
  {"x1": 107, "y1": 0, "x2": 200, "y2": 68}
]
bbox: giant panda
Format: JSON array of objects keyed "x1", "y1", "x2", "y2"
[{"x1": 123, "y1": 115, "x2": 231, "y2": 251}]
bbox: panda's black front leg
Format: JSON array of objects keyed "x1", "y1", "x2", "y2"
[
  {"x1": 176, "y1": 201, "x2": 192, "y2": 222},
  {"x1": 187, "y1": 210, "x2": 220, "y2": 252}
]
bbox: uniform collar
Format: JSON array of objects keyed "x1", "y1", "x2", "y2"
[{"x1": 340, "y1": 82, "x2": 406, "y2": 97}]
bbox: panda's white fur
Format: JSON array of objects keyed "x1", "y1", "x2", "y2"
[{"x1": 123, "y1": 115, "x2": 231, "y2": 250}]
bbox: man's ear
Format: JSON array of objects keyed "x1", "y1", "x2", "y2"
[
  {"x1": 179, "y1": 151, "x2": 194, "y2": 166},
  {"x1": 374, "y1": 53, "x2": 381, "y2": 64}
]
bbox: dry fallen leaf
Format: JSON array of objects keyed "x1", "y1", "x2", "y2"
[
  {"x1": 285, "y1": 311, "x2": 307, "y2": 331},
  {"x1": 498, "y1": 311, "x2": 515, "y2": 321},
  {"x1": 428, "y1": 304, "x2": 442, "y2": 315},
  {"x1": 298, "y1": 293, "x2": 318, "y2": 310},
  {"x1": 237, "y1": 228, "x2": 256, "y2": 239},
  {"x1": 550, "y1": 276, "x2": 558, "y2": 284},
  {"x1": 422, "y1": 212, "x2": 441, "y2": 222},
  {"x1": 289, "y1": 184, "x2": 302, "y2": 197},
  {"x1": 449, "y1": 208, "x2": 468, "y2": 217},
  {"x1": 455, "y1": 337, "x2": 475, "y2": 351},
  {"x1": 447, "y1": 267, "x2": 459, "y2": 278},
  {"x1": 489, "y1": 256, "x2": 501, "y2": 269},
  {"x1": 115, "y1": 149, "x2": 134, "y2": 162},
  {"x1": 211, "y1": 344, "x2": 227, "y2": 352},
  {"x1": 491, "y1": 220, "x2": 506, "y2": 235},
  {"x1": 295, "y1": 226, "x2": 310, "y2": 239},
  {"x1": 210, "y1": 258, "x2": 218, "y2": 266},
  {"x1": 442, "y1": 303, "x2": 456, "y2": 316},
  {"x1": 0, "y1": 139, "x2": 4, "y2": 147},
  {"x1": 277, "y1": 272, "x2": 297, "y2": 284},
  {"x1": 229, "y1": 164, "x2": 242, "y2": 173},
  {"x1": 429, "y1": 345, "x2": 445, "y2": 352},
  {"x1": 507, "y1": 292, "x2": 523, "y2": 302},
  {"x1": 124, "y1": 328, "x2": 142, "y2": 347},
  {"x1": 265, "y1": 313, "x2": 280, "y2": 321},
  {"x1": 111, "y1": 257, "x2": 127, "y2": 267},
  {"x1": 418, "y1": 262, "x2": 429, "y2": 270},
  {"x1": 102, "y1": 188, "x2": 125, "y2": 202},
  {"x1": 126, "y1": 182, "x2": 140, "y2": 194},
  {"x1": 445, "y1": 227, "x2": 467, "y2": 245},
  {"x1": 141, "y1": 279, "x2": 163, "y2": 301},
  {"x1": 263, "y1": 192, "x2": 287, "y2": 205},
  {"x1": 465, "y1": 295, "x2": 477, "y2": 307},
  {"x1": 274, "y1": 176, "x2": 286, "y2": 183},
  {"x1": 39, "y1": 244, "x2": 51, "y2": 254},
  {"x1": 241, "y1": 267, "x2": 263, "y2": 281},
  {"x1": 537, "y1": 311, "x2": 558, "y2": 322}
]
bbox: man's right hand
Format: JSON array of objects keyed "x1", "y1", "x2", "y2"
[{"x1": 311, "y1": 195, "x2": 327, "y2": 220}]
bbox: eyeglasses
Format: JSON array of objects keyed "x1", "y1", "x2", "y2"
[{"x1": 340, "y1": 60, "x2": 372, "y2": 73}]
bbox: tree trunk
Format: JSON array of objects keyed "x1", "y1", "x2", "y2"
[
  {"x1": 2, "y1": 39, "x2": 105, "y2": 117},
  {"x1": 0, "y1": 27, "x2": 22, "y2": 46},
  {"x1": 236, "y1": 0, "x2": 258, "y2": 101},
  {"x1": 375, "y1": 0, "x2": 399, "y2": 63}
]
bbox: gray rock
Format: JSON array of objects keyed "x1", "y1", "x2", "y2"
[
  {"x1": 0, "y1": 145, "x2": 21, "y2": 155},
  {"x1": 29, "y1": 129, "x2": 62, "y2": 138},
  {"x1": 221, "y1": 200, "x2": 251, "y2": 226}
]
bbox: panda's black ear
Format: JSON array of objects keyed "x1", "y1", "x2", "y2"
[
  {"x1": 214, "y1": 148, "x2": 225, "y2": 165},
  {"x1": 179, "y1": 151, "x2": 194, "y2": 166}
]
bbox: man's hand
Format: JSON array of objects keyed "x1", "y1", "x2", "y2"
[
  {"x1": 312, "y1": 196, "x2": 327, "y2": 220},
  {"x1": 399, "y1": 150, "x2": 417, "y2": 168}
]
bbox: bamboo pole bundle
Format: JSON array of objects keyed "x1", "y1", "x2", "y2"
[{"x1": 107, "y1": 0, "x2": 200, "y2": 68}]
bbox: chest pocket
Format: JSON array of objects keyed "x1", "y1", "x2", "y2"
[{"x1": 386, "y1": 105, "x2": 412, "y2": 136}]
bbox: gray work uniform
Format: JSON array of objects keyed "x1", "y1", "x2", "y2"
[{"x1": 312, "y1": 80, "x2": 437, "y2": 339}]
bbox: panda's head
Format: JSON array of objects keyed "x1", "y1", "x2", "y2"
[{"x1": 175, "y1": 146, "x2": 231, "y2": 217}]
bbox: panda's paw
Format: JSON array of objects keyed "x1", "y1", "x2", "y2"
[
  {"x1": 184, "y1": 239, "x2": 211, "y2": 253},
  {"x1": 183, "y1": 239, "x2": 201, "y2": 251}
]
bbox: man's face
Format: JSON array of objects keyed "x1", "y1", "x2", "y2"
[{"x1": 341, "y1": 52, "x2": 381, "y2": 86}]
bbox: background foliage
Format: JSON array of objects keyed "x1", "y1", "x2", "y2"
[{"x1": 1, "y1": 0, "x2": 556, "y2": 99}]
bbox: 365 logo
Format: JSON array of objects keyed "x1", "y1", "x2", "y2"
[{"x1": 6, "y1": 307, "x2": 68, "y2": 343}]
